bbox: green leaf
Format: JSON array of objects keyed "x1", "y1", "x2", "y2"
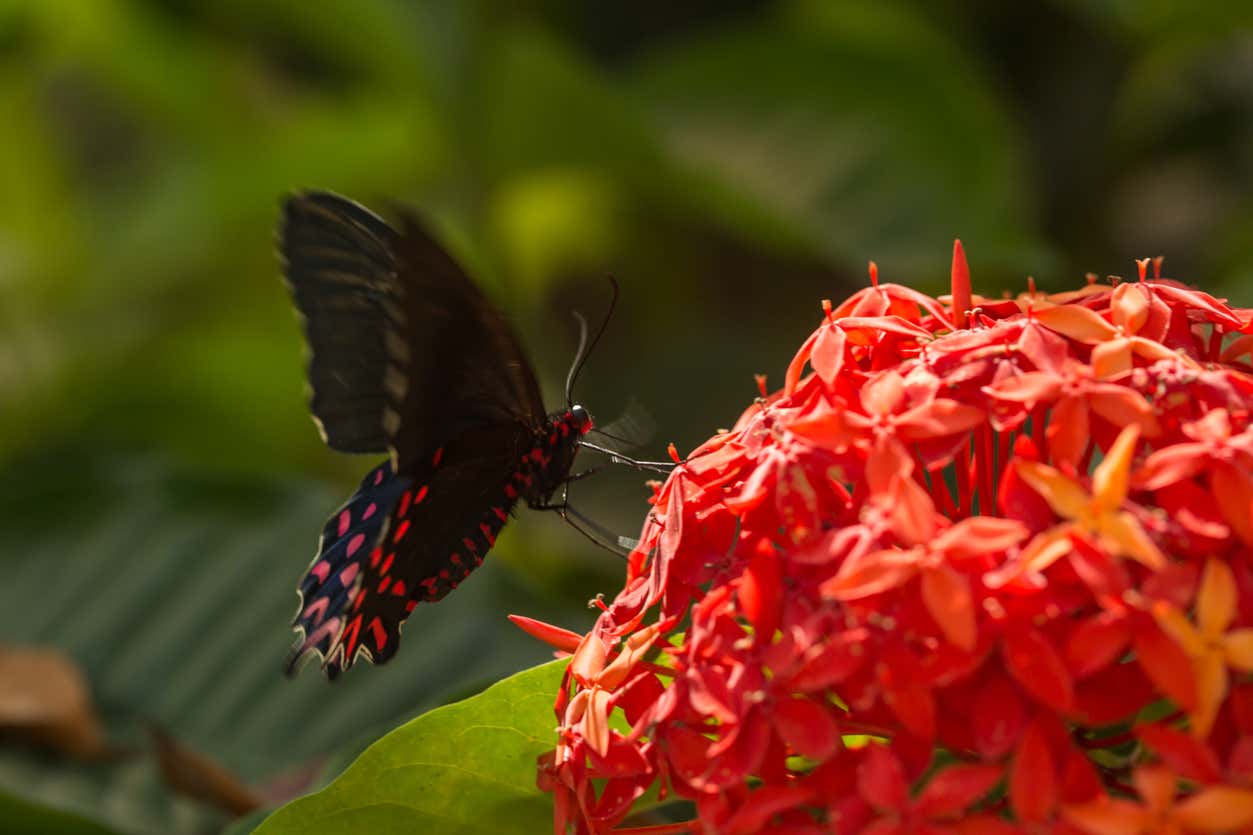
[
  {"x1": 0, "y1": 454, "x2": 585, "y2": 834},
  {"x1": 253, "y1": 660, "x2": 565, "y2": 835},
  {"x1": 0, "y1": 787, "x2": 122, "y2": 835},
  {"x1": 629, "y1": 0, "x2": 1048, "y2": 275}
]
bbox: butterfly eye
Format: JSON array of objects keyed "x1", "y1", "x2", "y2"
[{"x1": 570, "y1": 404, "x2": 593, "y2": 433}]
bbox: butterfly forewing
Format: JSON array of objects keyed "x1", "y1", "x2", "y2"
[{"x1": 279, "y1": 193, "x2": 400, "y2": 454}]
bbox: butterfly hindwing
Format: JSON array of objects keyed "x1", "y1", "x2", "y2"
[
  {"x1": 287, "y1": 461, "x2": 412, "y2": 674},
  {"x1": 318, "y1": 421, "x2": 535, "y2": 677}
]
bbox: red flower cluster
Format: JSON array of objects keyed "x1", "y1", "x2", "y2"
[{"x1": 519, "y1": 244, "x2": 1253, "y2": 834}]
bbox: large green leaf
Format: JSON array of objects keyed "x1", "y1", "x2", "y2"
[
  {"x1": 253, "y1": 660, "x2": 565, "y2": 835},
  {"x1": 0, "y1": 454, "x2": 585, "y2": 834}
]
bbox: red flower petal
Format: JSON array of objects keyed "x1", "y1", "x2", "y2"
[
  {"x1": 1010, "y1": 719, "x2": 1057, "y2": 823},
  {"x1": 1132, "y1": 619, "x2": 1198, "y2": 712},
  {"x1": 740, "y1": 544, "x2": 783, "y2": 639},
  {"x1": 1137, "y1": 723, "x2": 1223, "y2": 784},
  {"x1": 972, "y1": 673, "x2": 1029, "y2": 759},
  {"x1": 1064, "y1": 611, "x2": 1131, "y2": 679},
  {"x1": 772, "y1": 697, "x2": 841, "y2": 763},
  {"x1": 1004, "y1": 626, "x2": 1076, "y2": 712},
  {"x1": 921, "y1": 565, "x2": 977, "y2": 652},
  {"x1": 913, "y1": 763, "x2": 1003, "y2": 818},
  {"x1": 857, "y1": 745, "x2": 910, "y2": 812},
  {"x1": 811, "y1": 322, "x2": 848, "y2": 386}
]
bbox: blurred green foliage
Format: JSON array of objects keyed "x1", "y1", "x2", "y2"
[{"x1": 1, "y1": 0, "x2": 1251, "y2": 832}]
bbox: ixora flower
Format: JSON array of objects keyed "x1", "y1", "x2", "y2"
[{"x1": 518, "y1": 244, "x2": 1253, "y2": 834}]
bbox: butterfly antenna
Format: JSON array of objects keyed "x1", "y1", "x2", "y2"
[{"x1": 564, "y1": 277, "x2": 620, "y2": 408}]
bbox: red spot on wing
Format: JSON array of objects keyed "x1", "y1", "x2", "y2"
[
  {"x1": 415, "y1": 484, "x2": 428, "y2": 504},
  {"x1": 369, "y1": 617, "x2": 388, "y2": 651},
  {"x1": 405, "y1": 600, "x2": 417, "y2": 612},
  {"x1": 432, "y1": 447, "x2": 444, "y2": 467},
  {"x1": 463, "y1": 537, "x2": 478, "y2": 553},
  {"x1": 340, "y1": 613, "x2": 364, "y2": 657},
  {"x1": 378, "y1": 577, "x2": 391, "y2": 594},
  {"x1": 450, "y1": 553, "x2": 463, "y2": 566},
  {"x1": 380, "y1": 553, "x2": 395, "y2": 575},
  {"x1": 479, "y1": 522, "x2": 497, "y2": 546},
  {"x1": 369, "y1": 547, "x2": 382, "y2": 568},
  {"x1": 493, "y1": 506, "x2": 508, "y2": 522},
  {"x1": 393, "y1": 519, "x2": 410, "y2": 542},
  {"x1": 504, "y1": 484, "x2": 518, "y2": 499},
  {"x1": 392, "y1": 580, "x2": 407, "y2": 597},
  {"x1": 398, "y1": 490, "x2": 412, "y2": 516}
]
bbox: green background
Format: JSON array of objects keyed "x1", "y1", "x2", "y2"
[{"x1": 1, "y1": 1, "x2": 1251, "y2": 832}]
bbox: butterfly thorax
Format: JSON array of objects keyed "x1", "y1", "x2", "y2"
[{"x1": 521, "y1": 406, "x2": 592, "y2": 508}]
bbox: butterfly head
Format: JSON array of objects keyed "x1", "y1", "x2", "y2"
[{"x1": 569, "y1": 404, "x2": 593, "y2": 435}]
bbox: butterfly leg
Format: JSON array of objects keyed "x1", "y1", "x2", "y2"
[
  {"x1": 562, "y1": 464, "x2": 608, "y2": 484},
  {"x1": 576, "y1": 440, "x2": 677, "y2": 473}
]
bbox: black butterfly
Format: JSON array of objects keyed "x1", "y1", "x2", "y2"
[{"x1": 278, "y1": 191, "x2": 624, "y2": 678}]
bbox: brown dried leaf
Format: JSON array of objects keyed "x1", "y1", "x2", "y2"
[{"x1": 0, "y1": 645, "x2": 108, "y2": 759}]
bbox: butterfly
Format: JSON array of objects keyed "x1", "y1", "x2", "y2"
[{"x1": 278, "y1": 191, "x2": 605, "y2": 678}]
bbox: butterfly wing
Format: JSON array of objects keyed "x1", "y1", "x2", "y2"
[
  {"x1": 279, "y1": 192, "x2": 399, "y2": 454},
  {"x1": 383, "y1": 209, "x2": 547, "y2": 469},
  {"x1": 279, "y1": 191, "x2": 547, "y2": 463},
  {"x1": 334, "y1": 422, "x2": 538, "y2": 677}
]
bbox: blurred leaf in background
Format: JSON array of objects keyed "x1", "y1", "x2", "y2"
[{"x1": 0, "y1": 0, "x2": 1250, "y2": 831}]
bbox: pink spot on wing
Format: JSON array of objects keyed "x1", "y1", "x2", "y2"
[
  {"x1": 363, "y1": 503, "x2": 376, "y2": 520},
  {"x1": 310, "y1": 560, "x2": 331, "y2": 582},
  {"x1": 338, "y1": 509, "x2": 351, "y2": 537},
  {"x1": 304, "y1": 616, "x2": 340, "y2": 650},
  {"x1": 374, "y1": 468, "x2": 384, "y2": 485},
  {"x1": 347, "y1": 533, "x2": 366, "y2": 557},
  {"x1": 301, "y1": 597, "x2": 329, "y2": 623},
  {"x1": 339, "y1": 563, "x2": 359, "y2": 586}
]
